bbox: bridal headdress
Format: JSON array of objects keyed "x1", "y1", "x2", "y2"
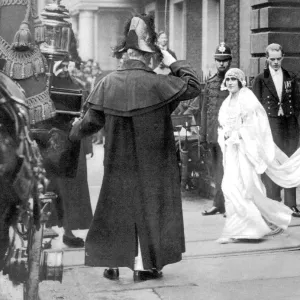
[{"x1": 221, "y1": 68, "x2": 247, "y2": 91}]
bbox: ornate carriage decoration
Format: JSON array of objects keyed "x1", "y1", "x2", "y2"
[{"x1": 0, "y1": 1, "x2": 73, "y2": 298}]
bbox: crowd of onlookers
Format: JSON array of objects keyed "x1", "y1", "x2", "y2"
[
  {"x1": 68, "y1": 59, "x2": 105, "y2": 144},
  {"x1": 69, "y1": 59, "x2": 104, "y2": 93}
]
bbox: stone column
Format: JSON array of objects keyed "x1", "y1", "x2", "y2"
[
  {"x1": 70, "y1": 14, "x2": 79, "y2": 38},
  {"x1": 219, "y1": 0, "x2": 225, "y2": 42},
  {"x1": 224, "y1": 0, "x2": 240, "y2": 68},
  {"x1": 93, "y1": 11, "x2": 99, "y2": 64},
  {"x1": 239, "y1": 0, "x2": 251, "y2": 77},
  {"x1": 97, "y1": 10, "x2": 132, "y2": 71},
  {"x1": 78, "y1": 10, "x2": 95, "y2": 61},
  {"x1": 202, "y1": 0, "x2": 220, "y2": 77},
  {"x1": 250, "y1": 0, "x2": 300, "y2": 76},
  {"x1": 156, "y1": 0, "x2": 167, "y2": 32},
  {"x1": 37, "y1": 0, "x2": 47, "y2": 15},
  {"x1": 169, "y1": 0, "x2": 187, "y2": 60},
  {"x1": 186, "y1": 0, "x2": 202, "y2": 79}
]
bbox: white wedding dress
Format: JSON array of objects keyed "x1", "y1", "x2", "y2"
[{"x1": 217, "y1": 87, "x2": 300, "y2": 242}]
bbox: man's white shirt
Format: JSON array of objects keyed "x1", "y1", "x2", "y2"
[{"x1": 269, "y1": 66, "x2": 283, "y2": 100}]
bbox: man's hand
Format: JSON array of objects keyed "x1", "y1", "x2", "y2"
[
  {"x1": 72, "y1": 117, "x2": 80, "y2": 126},
  {"x1": 161, "y1": 49, "x2": 176, "y2": 67}
]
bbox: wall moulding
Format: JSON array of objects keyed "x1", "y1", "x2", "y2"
[
  {"x1": 251, "y1": 7, "x2": 300, "y2": 30},
  {"x1": 251, "y1": 0, "x2": 300, "y2": 9},
  {"x1": 68, "y1": 0, "x2": 139, "y2": 14},
  {"x1": 251, "y1": 32, "x2": 300, "y2": 55}
]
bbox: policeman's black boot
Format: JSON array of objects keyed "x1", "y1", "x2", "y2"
[{"x1": 284, "y1": 188, "x2": 300, "y2": 217}]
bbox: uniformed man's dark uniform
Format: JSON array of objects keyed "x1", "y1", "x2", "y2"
[
  {"x1": 252, "y1": 67, "x2": 300, "y2": 209},
  {"x1": 200, "y1": 43, "x2": 232, "y2": 215}
]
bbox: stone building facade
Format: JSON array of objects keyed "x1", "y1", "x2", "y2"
[
  {"x1": 250, "y1": 0, "x2": 300, "y2": 77},
  {"x1": 141, "y1": 0, "x2": 251, "y2": 79},
  {"x1": 37, "y1": 0, "x2": 300, "y2": 80},
  {"x1": 38, "y1": 0, "x2": 141, "y2": 71},
  {"x1": 224, "y1": 0, "x2": 240, "y2": 68}
]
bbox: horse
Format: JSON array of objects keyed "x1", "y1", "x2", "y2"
[{"x1": 0, "y1": 71, "x2": 46, "y2": 272}]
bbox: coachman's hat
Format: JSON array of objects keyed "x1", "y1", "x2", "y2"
[
  {"x1": 113, "y1": 14, "x2": 160, "y2": 57},
  {"x1": 214, "y1": 42, "x2": 232, "y2": 61},
  {"x1": 53, "y1": 56, "x2": 70, "y2": 76}
]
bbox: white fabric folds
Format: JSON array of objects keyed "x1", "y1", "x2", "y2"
[{"x1": 217, "y1": 87, "x2": 295, "y2": 241}]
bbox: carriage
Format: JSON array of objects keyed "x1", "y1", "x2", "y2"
[
  {"x1": 172, "y1": 113, "x2": 214, "y2": 198},
  {"x1": 0, "y1": 70, "x2": 63, "y2": 299},
  {"x1": 0, "y1": 1, "x2": 82, "y2": 299}
]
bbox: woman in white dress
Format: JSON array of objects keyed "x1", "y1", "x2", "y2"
[{"x1": 217, "y1": 68, "x2": 296, "y2": 243}]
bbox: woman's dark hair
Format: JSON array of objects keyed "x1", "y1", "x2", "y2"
[{"x1": 224, "y1": 78, "x2": 243, "y2": 88}]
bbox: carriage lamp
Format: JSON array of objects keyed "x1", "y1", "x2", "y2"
[
  {"x1": 4, "y1": 248, "x2": 64, "y2": 284},
  {"x1": 40, "y1": 249, "x2": 64, "y2": 282},
  {"x1": 38, "y1": 0, "x2": 72, "y2": 92},
  {"x1": 39, "y1": 0, "x2": 72, "y2": 59},
  {"x1": 38, "y1": 0, "x2": 83, "y2": 116}
]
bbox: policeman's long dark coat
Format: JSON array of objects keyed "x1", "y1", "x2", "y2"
[
  {"x1": 200, "y1": 73, "x2": 229, "y2": 144},
  {"x1": 70, "y1": 60, "x2": 200, "y2": 270}
]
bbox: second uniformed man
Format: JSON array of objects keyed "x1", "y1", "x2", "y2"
[
  {"x1": 252, "y1": 43, "x2": 300, "y2": 217},
  {"x1": 201, "y1": 42, "x2": 232, "y2": 216}
]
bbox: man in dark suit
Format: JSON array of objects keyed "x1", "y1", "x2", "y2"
[
  {"x1": 252, "y1": 43, "x2": 300, "y2": 217},
  {"x1": 153, "y1": 31, "x2": 177, "y2": 73},
  {"x1": 45, "y1": 59, "x2": 93, "y2": 246}
]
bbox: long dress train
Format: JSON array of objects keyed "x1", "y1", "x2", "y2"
[{"x1": 217, "y1": 87, "x2": 294, "y2": 242}]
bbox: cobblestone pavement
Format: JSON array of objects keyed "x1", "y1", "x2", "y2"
[{"x1": 1, "y1": 145, "x2": 300, "y2": 300}]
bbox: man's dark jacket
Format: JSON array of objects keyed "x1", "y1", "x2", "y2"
[
  {"x1": 252, "y1": 67, "x2": 300, "y2": 205},
  {"x1": 70, "y1": 59, "x2": 200, "y2": 270},
  {"x1": 252, "y1": 67, "x2": 300, "y2": 117},
  {"x1": 45, "y1": 75, "x2": 93, "y2": 230}
]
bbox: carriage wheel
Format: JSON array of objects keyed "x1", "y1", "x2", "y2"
[
  {"x1": 23, "y1": 222, "x2": 44, "y2": 300},
  {"x1": 176, "y1": 140, "x2": 214, "y2": 194}
]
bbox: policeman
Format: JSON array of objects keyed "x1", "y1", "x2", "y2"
[
  {"x1": 201, "y1": 42, "x2": 232, "y2": 216},
  {"x1": 252, "y1": 43, "x2": 300, "y2": 217}
]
